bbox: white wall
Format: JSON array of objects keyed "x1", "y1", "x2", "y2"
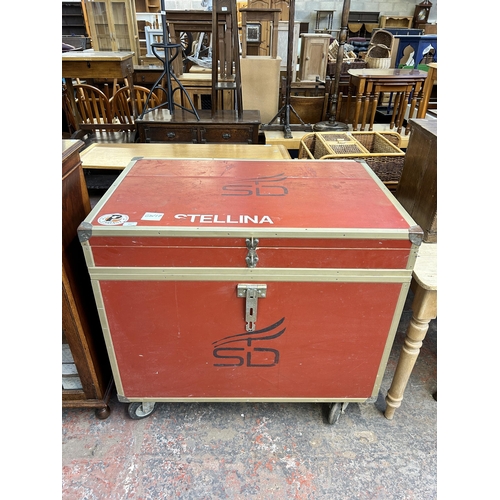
[
  {"x1": 294, "y1": 1, "x2": 437, "y2": 31},
  {"x1": 106, "y1": 0, "x2": 438, "y2": 29}
]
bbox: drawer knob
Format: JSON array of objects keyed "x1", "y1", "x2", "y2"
[
  {"x1": 167, "y1": 132, "x2": 176, "y2": 138},
  {"x1": 222, "y1": 133, "x2": 231, "y2": 140}
]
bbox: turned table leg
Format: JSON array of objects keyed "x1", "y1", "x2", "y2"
[
  {"x1": 360, "y1": 81, "x2": 373, "y2": 131},
  {"x1": 368, "y1": 90, "x2": 380, "y2": 131},
  {"x1": 385, "y1": 284, "x2": 437, "y2": 420}
]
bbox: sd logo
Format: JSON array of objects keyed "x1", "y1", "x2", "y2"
[
  {"x1": 222, "y1": 173, "x2": 288, "y2": 197},
  {"x1": 212, "y1": 317, "x2": 286, "y2": 367}
]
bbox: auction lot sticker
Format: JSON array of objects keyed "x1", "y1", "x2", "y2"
[{"x1": 97, "y1": 213, "x2": 129, "y2": 225}]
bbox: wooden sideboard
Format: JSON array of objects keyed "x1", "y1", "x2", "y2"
[
  {"x1": 62, "y1": 140, "x2": 113, "y2": 418},
  {"x1": 136, "y1": 109, "x2": 261, "y2": 144}
]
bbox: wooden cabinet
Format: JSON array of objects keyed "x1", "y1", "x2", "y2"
[
  {"x1": 136, "y1": 109, "x2": 261, "y2": 144},
  {"x1": 396, "y1": 119, "x2": 437, "y2": 242},
  {"x1": 245, "y1": 0, "x2": 289, "y2": 21},
  {"x1": 379, "y1": 16, "x2": 413, "y2": 29},
  {"x1": 297, "y1": 33, "x2": 330, "y2": 82},
  {"x1": 83, "y1": 0, "x2": 141, "y2": 65},
  {"x1": 62, "y1": 140, "x2": 113, "y2": 418}
]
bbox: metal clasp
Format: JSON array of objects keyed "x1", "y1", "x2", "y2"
[
  {"x1": 245, "y1": 238, "x2": 259, "y2": 268},
  {"x1": 237, "y1": 284, "x2": 267, "y2": 332}
]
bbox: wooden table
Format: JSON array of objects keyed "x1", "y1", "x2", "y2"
[
  {"x1": 80, "y1": 142, "x2": 291, "y2": 170},
  {"x1": 384, "y1": 242, "x2": 437, "y2": 419},
  {"x1": 62, "y1": 51, "x2": 137, "y2": 128},
  {"x1": 348, "y1": 68, "x2": 428, "y2": 135}
]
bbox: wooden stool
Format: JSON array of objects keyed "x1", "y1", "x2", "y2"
[{"x1": 385, "y1": 242, "x2": 437, "y2": 420}]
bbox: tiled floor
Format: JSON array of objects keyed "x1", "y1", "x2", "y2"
[{"x1": 62, "y1": 289, "x2": 437, "y2": 499}]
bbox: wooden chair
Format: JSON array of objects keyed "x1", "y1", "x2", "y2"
[
  {"x1": 73, "y1": 83, "x2": 114, "y2": 129},
  {"x1": 69, "y1": 83, "x2": 136, "y2": 144},
  {"x1": 110, "y1": 85, "x2": 160, "y2": 125}
]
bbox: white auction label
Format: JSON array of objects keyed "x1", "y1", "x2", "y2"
[{"x1": 141, "y1": 212, "x2": 164, "y2": 221}]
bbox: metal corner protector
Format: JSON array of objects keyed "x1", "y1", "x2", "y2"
[
  {"x1": 409, "y1": 225, "x2": 424, "y2": 246},
  {"x1": 78, "y1": 221, "x2": 93, "y2": 242}
]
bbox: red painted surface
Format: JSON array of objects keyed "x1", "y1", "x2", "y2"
[
  {"x1": 100, "y1": 280, "x2": 402, "y2": 399},
  {"x1": 85, "y1": 159, "x2": 414, "y2": 401},
  {"x1": 91, "y1": 236, "x2": 412, "y2": 269},
  {"x1": 88, "y1": 159, "x2": 411, "y2": 231}
]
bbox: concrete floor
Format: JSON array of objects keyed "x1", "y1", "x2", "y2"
[{"x1": 62, "y1": 288, "x2": 437, "y2": 499}]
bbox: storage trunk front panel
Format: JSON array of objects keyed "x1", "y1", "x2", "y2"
[
  {"x1": 81, "y1": 159, "x2": 421, "y2": 403},
  {"x1": 99, "y1": 279, "x2": 402, "y2": 399}
]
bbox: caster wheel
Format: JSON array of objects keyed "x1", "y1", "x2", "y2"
[
  {"x1": 95, "y1": 405, "x2": 111, "y2": 420},
  {"x1": 328, "y1": 403, "x2": 342, "y2": 425},
  {"x1": 128, "y1": 402, "x2": 157, "y2": 420}
]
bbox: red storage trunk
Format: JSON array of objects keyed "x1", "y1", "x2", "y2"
[{"x1": 79, "y1": 158, "x2": 422, "y2": 421}]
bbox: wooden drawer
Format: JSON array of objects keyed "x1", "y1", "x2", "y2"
[
  {"x1": 140, "y1": 125, "x2": 198, "y2": 143},
  {"x1": 200, "y1": 125, "x2": 257, "y2": 144}
]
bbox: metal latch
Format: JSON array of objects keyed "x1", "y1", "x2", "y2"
[
  {"x1": 237, "y1": 284, "x2": 267, "y2": 332},
  {"x1": 245, "y1": 238, "x2": 259, "y2": 268}
]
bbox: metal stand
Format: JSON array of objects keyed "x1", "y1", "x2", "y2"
[
  {"x1": 314, "y1": 0, "x2": 350, "y2": 132},
  {"x1": 260, "y1": 0, "x2": 312, "y2": 138},
  {"x1": 139, "y1": 0, "x2": 199, "y2": 120}
]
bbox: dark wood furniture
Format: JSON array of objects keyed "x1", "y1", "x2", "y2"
[
  {"x1": 347, "y1": 11, "x2": 379, "y2": 39},
  {"x1": 62, "y1": 139, "x2": 113, "y2": 418},
  {"x1": 136, "y1": 109, "x2": 261, "y2": 143},
  {"x1": 164, "y1": 10, "x2": 215, "y2": 76},
  {"x1": 413, "y1": 1, "x2": 433, "y2": 30},
  {"x1": 395, "y1": 118, "x2": 437, "y2": 243},
  {"x1": 62, "y1": 1, "x2": 91, "y2": 49},
  {"x1": 163, "y1": 5, "x2": 242, "y2": 114}
]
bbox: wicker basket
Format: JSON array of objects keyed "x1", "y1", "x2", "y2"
[
  {"x1": 369, "y1": 30, "x2": 394, "y2": 49},
  {"x1": 298, "y1": 131, "x2": 405, "y2": 185},
  {"x1": 365, "y1": 44, "x2": 391, "y2": 69}
]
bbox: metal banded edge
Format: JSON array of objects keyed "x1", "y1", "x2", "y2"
[
  {"x1": 84, "y1": 226, "x2": 415, "y2": 240},
  {"x1": 117, "y1": 395, "x2": 369, "y2": 403},
  {"x1": 88, "y1": 267, "x2": 412, "y2": 283}
]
